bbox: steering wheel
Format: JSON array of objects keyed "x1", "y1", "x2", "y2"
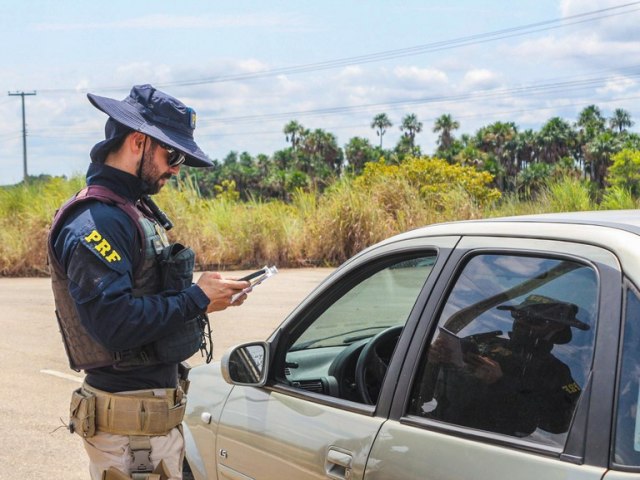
[{"x1": 355, "y1": 325, "x2": 404, "y2": 404}]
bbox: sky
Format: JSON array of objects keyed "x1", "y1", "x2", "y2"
[{"x1": 2, "y1": 0, "x2": 640, "y2": 185}]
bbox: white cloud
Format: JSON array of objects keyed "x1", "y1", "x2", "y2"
[
  {"x1": 597, "y1": 75, "x2": 637, "y2": 94},
  {"x1": 337, "y1": 66, "x2": 366, "y2": 79},
  {"x1": 560, "y1": 0, "x2": 640, "y2": 42},
  {"x1": 393, "y1": 66, "x2": 448, "y2": 87},
  {"x1": 461, "y1": 69, "x2": 501, "y2": 90}
]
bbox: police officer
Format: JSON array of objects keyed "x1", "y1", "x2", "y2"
[
  {"x1": 48, "y1": 84, "x2": 251, "y2": 479},
  {"x1": 427, "y1": 295, "x2": 589, "y2": 437}
]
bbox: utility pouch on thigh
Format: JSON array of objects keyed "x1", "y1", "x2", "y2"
[{"x1": 69, "y1": 387, "x2": 96, "y2": 438}]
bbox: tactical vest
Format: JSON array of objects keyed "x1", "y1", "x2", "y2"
[{"x1": 48, "y1": 185, "x2": 205, "y2": 371}]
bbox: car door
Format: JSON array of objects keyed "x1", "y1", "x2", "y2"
[
  {"x1": 364, "y1": 236, "x2": 622, "y2": 479},
  {"x1": 212, "y1": 236, "x2": 459, "y2": 480}
]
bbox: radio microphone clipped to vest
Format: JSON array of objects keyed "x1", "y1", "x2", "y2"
[{"x1": 141, "y1": 194, "x2": 174, "y2": 231}]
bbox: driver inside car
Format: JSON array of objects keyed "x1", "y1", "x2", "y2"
[{"x1": 422, "y1": 294, "x2": 590, "y2": 437}]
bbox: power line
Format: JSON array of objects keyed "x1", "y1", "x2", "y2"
[
  {"x1": 36, "y1": 2, "x2": 640, "y2": 94},
  {"x1": 198, "y1": 68, "x2": 640, "y2": 125},
  {"x1": 190, "y1": 95, "x2": 640, "y2": 153},
  {"x1": 159, "y1": 3, "x2": 640, "y2": 89},
  {"x1": 18, "y1": 65, "x2": 640, "y2": 139}
]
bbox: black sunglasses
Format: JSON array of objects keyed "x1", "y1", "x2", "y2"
[{"x1": 157, "y1": 141, "x2": 187, "y2": 167}]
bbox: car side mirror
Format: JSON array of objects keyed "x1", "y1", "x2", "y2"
[{"x1": 221, "y1": 341, "x2": 269, "y2": 387}]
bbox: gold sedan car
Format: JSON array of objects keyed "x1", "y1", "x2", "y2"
[{"x1": 183, "y1": 211, "x2": 640, "y2": 480}]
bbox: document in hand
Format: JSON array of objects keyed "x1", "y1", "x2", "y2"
[{"x1": 438, "y1": 327, "x2": 465, "y2": 368}]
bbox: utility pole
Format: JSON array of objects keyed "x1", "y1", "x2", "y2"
[{"x1": 8, "y1": 91, "x2": 37, "y2": 183}]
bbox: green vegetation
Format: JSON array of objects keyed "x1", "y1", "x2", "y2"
[{"x1": 3, "y1": 104, "x2": 640, "y2": 277}]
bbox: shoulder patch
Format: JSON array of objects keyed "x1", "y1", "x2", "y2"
[
  {"x1": 68, "y1": 241, "x2": 123, "y2": 304},
  {"x1": 83, "y1": 229, "x2": 124, "y2": 264}
]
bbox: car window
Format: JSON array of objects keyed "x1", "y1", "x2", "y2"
[
  {"x1": 408, "y1": 254, "x2": 597, "y2": 448},
  {"x1": 285, "y1": 254, "x2": 436, "y2": 404},
  {"x1": 614, "y1": 285, "x2": 640, "y2": 467}
]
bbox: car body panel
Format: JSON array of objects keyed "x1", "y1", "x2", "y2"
[
  {"x1": 604, "y1": 472, "x2": 640, "y2": 479},
  {"x1": 363, "y1": 420, "x2": 607, "y2": 480},
  {"x1": 183, "y1": 363, "x2": 235, "y2": 480},
  {"x1": 215, "y1": 386, "x2": 384, "y2": 479}
]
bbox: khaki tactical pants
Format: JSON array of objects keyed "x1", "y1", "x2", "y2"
[
  {"x1": 70, "y1": 383, "x2": 187, "y2": 479},
  {"x1": 84, "y1": 427, "x2": 184, "y2": 480}
]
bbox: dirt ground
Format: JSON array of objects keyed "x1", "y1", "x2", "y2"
[{"x1": 0, "y1": 268, "x2": 332, "y2": 480}]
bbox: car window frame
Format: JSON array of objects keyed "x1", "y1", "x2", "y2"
[
  {"x1": 611, "y1": 279, "x2": 640, "y2": 472},
  {"x1": 264, "y1": 236, "x2": 460, "y2": 416},
  {"x1": 388, "y1": 236, "x2": 622, "y2": 468}
]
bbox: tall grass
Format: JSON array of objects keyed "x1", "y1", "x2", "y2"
[
  {"x1": 0, "y1": 173, "x2": 630, "y2": 277},
  {"x1": 490, "y1": 176, "x2": 597, "y2": 218},
  {"x1": 0, "y1": 177, "x2": 85, "y2": 276}
]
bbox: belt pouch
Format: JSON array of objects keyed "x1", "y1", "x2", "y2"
[{"x1": 70, "y1": 387, "x2": 96, "y2": 438}]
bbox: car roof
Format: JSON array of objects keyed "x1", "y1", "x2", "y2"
[
  {"x1": 485, "y1": 209, "x2": 640, "y2": 232},
  {"x1": 381, "y1": 209, "x2": 640, "y2": 287}
]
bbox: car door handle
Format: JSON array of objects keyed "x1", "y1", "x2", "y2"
[{"x1": 325, "y1": 447, "x2": 353, "y2": 480}]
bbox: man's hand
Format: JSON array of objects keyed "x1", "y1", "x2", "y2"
[
  {"x1": 466, "y1": 353, "x2": 503, "y2": 384},
  {"x1": 197, "y1": 272, "x2": 250, "y2": 313}
]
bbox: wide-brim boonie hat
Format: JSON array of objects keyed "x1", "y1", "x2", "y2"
[
  {"x1": 87, "y1": 84, "x2": 213, "y2": 167},
  {"x1": 498, "y1": 294, "x2": 590, "y2": 331}
]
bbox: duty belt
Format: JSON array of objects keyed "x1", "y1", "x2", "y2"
[{"x1": 81, "y1": 382, "x2": 186, "y2": 436}]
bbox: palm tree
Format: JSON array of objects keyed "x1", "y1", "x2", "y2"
[
  {"x1": 585, "y1": 131, "x2": 620, "y2": 188},
  {"x1": 514, "y1": 129, "x2": 538, "y2": 171},
  {"x1": 344, "y1": 137, "x2": 375, "y2": 174},
  {"x1": 538, "y1": 117, "x2": 575, "y2": 165},
  {"x1": 576, "y1": 105, "x2": 606, "y2": 141},
  {"x1": 283, "y1": 120, "x2": 306, "y2": 151},
  {"x1": 399, "y1": 113, "x2": 423, "y2": 155},
  {"x1": 301, "y1": 128, "x2": 343, "y2": 177},
  {"x1": 609, "y1": 108, "x2": 634, "y2": 133},
  {"x1": 433, "y1": 114, "x2": 460, "y2": 154},
  {"x1": 370, "y1": 113, "x2": 393, "y2": 148},
  {"x1": 475, "y1": 121, "x2": 518, "y2": 191}
]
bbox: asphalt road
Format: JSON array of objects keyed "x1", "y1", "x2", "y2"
[{"x1": 0, "y1": 268, "x2": 332, "y2": 480}]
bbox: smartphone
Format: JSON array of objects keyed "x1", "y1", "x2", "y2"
[
  {"x1": 233, "y1": 266, "x2": 278, "y2": 303},
  {"x1": 239, "y1": 268, "x2": 270, "y2": 283}
]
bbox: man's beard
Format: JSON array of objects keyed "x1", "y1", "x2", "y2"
[{"x1": 140, "y1": 145, "x2": 172, "y2": 194}]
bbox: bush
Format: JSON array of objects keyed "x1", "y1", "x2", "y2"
[
  {"x1": 601, "y1": 186, "x2": 639, "y2": 210},
  {"x1": 355, "y1": 156, "x2": 501, "y2": 208},
  {"x1": 542, "y1": 177, "x2": 594, "y2": 212},
  {"x1": 607, "y1": 149, "x2": 640, "y2": 195}
]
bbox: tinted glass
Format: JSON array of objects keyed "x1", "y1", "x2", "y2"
[
  {"x1": 409, "y1": 254, "x2": 597, "y2": 447},
  {"x1": 614, "y1": 287, "x2": 640, "y2": 466}
]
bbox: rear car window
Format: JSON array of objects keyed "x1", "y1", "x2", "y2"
[{"x1": 409, "y1": 254, "x2": 597, "y2": 448}]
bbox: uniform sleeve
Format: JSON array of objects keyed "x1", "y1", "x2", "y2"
[
  {"x1": 55, "y1": 202, "x2": 209, "y2": 351},
  {"x1": 536, "y1": 360, "x2": 581, "y2": 434}
]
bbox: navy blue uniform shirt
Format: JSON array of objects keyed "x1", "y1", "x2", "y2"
[{"x1": 52, "y1": 162, "x2": 210, "y2": 392}]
